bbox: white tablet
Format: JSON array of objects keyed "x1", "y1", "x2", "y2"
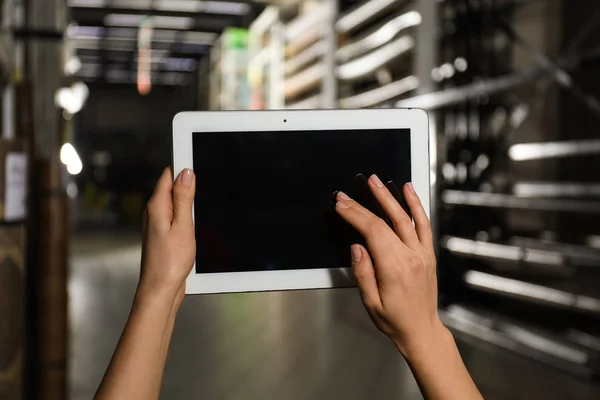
[{"x1": 173, "y1": 109, "x2": 430, "y2": 295}]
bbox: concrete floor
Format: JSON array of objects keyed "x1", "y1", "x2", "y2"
[{"x1": 69, "y1": 233, "x2": 600, "y2": 400}]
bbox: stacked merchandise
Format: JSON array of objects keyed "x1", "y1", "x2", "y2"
[
  {"x1": 209, "y1": 28, "x2": 251, "y2": 110},
  {"x1": 248, "y1": 6, "x2": 281, "y2": 110}
]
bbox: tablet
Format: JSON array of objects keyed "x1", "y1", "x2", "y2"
[{"x1": 173, "y1": 109, "x2": 430, "y2": 294}]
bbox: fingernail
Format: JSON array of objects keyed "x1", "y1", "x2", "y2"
[
  {"x1": 351, "y1": 245, "x2": 362, "y2": 262},
  {"x1": 337, "y1": 191, "x2": 351, "y2": 201},
  {"x1": 336, "y1": 201, "x2": 349, "y2": 209},
  {"x1": 332, "y1": 191, "x2": 340, "y2": 203},
  {"x1": 407, "y1": 182, "x2": 416, "y2": 195},
  {"x1": 370, "y1": 174, "x2": 384, "y2": 188},
  {"x1": 180, "y1": 169, "x2": 193, "y2": 187}
]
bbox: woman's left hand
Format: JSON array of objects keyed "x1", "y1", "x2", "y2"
[{"x1": 139, "y1": 167, "x2": 196, "y2": 306}]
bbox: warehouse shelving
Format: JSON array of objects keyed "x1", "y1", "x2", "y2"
[
  {"x1": 216, "y1": 0, "x2": 600, "y2": 380},
  {"x1": 245, "y1": 0, "x2": 424, "y2": 110},
  {"x1": 283, "y1": 0, "x2": 338, "y2": 109},
  {"x1": 336, "y1": 0, "x2": 421, "y2": 109}
]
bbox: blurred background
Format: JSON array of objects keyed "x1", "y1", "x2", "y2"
[{"x1": 0, "y1": 0, "x2": 599, "y2": 399}]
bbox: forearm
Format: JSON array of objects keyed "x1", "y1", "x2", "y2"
[
  {"x1": 400, "y1": 325, "x2": 483, "y2": 400},
  {"x1": 95, "y1": 286, "x2": 181, "y2": 400}
]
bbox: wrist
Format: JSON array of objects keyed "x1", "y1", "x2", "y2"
[
  {"x1": 134, "y1": 280, "x2": 184, "y2": 313},
  {"x1": 394, "y1": 319, "x2": 454, "y2": 362}
]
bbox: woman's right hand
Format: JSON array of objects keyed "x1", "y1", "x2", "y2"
[{"x1": 335, "y1": 175, "x2": 448, "y2": 356}]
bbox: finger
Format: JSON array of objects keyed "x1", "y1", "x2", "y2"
[
  {"x1": 336, "y1": 191, "x2": 377, "y2": 220},
  {"x1": 172, "y1": 168, "x2": 196, "y2": 231},
  {"x1": 335, "y1": 191, "x2": 382, "y2": 237},
  {"x1": 355, "y1": 174, "x2": 392, "y2": 227},
  {"x1": 335, "y1": 192, "x2": 404, "y2": 250},
  {"x1": 336, "y1": 193, "x2": 408, "y2": 279},
  {"x1": 386, "y1": 181, "x2": 412, "y2": 220},
  {"x1": 351, "y1": 244, "x2": 382, "y2": 311},
  {"x1": 404, "y1": 183, "x2": 433, "y2": 249},
  {"x1": 146, "y1": 168, "x2": 174, "y2": 231},
  {"x1": 368, "y1": 175, "x2": 420, "y2": 248}
]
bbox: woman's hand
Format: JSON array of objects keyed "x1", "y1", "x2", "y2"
[
  {"x1": 138, "y1": 167, "x2": 196, "y2": 307},
  {"x1": 335, "y1": 175, "x2": 446, "y2": 356},
  {"x1": 95, "y1": 167, "x2": 197, "y2": 400}
]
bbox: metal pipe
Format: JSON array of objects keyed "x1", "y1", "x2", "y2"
[
  {"x1": 443, "y1": 236, "x2": 565, "y2": 267},
  {"x1": 441, "y1": 305, "x2": 598, "y2": 377},
  {"x1": 510, "y1": 236, "x2": 600, "y2": 268},
  {"x1": 338, "y1": 75, "x2": 419, "y2": 108},
  {"x1": 336, "y1": 35, "x2": 414, "y2": 81},
  {"x1": 508, "y1": 139, "x2": 600, "y2": 161},
  {"x1": 513, "y1": 182, "x2": 600, "y2": 198},
  {"x1": 464, "y1": 271, "x2": 600, "y2": 314},
  {"x1": 443, "y1": 190, "x2": 600, "y2": 213},
  {"x1": 284, "y1": 40, "x2": 327, "y2": 76},
  {"x1": 395, "y1": 66, "x2": 547, "y2": 109},
  {"x1": 284, "y1": 63, "x2": 323, "y2": 100},
  {"x1": 285, "y1": 2, "x2": 333, "y2": 42},
  {"x1": 336, "y1": 10, "x2": 421, "y2": 62},
  {"x1": 566, "y1": 330, "x2": 600, "y2": 353},
  {"x1": 287, "y1": 94, "x2": 321, "y2": 110},
  {"x1": 336, "y1": 0, "x2": 401, "y2": 34}
]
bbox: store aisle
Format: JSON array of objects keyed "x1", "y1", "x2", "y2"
[{"x1": 68, "y1": 234, "x2": 600, "y2": 400}]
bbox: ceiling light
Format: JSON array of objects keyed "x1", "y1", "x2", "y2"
[
  {"x1": 200, "y1": 1, "x2": 250, "y2": 15},
  {"x1": 68, "y1": 25, "x2": 215, "y2": 45},
  {"x1": 105, "y1": 14, "x2": 145, "y2": 27},
  {"x1": 68, "y1": 0, "x2": 105, "y2": 7},
  {"x1": 153, "y1": 16, "x2": 195, "y2": 30},
  {"x1": 111, "y1": 0, "x2": 152, "y2": 9},
  {"x1": 154, "y1": 0, "x2": 200, "y2": 12},
  {"x1": 67, "y1": 25, "x2": 105, "y2": 38},
  {"x1": 105, "y1": 14, "x2": 194, "y2": 30},
  {"x1": 71, "y1": 0, "x2": 250, "y2": 15},
  {"x1": 153, "y1": 0, "x2": 250, "y2": 15}
]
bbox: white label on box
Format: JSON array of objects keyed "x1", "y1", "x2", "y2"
[{"x1": 5, "y1": 153, "x2": 28, "y2": 221}]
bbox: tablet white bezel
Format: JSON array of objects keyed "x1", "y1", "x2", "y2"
[{"x1": 173, "y1": 109, "x2": 430, "y2": 294}]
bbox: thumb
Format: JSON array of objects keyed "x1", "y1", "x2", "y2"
[
  {"x1": 351, "y1": 245, "x2": 382, "y2": 311},
  {"x1": 172, "y1": 168, "x2": 195, "y2": 230}
]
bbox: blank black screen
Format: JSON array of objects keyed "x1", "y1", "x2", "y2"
[{"x1": 193, "y1": 129, "x2": 411, "y2": 274}]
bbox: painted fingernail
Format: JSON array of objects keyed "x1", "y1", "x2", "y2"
[
  {"x1": 370, "y1": 174, "x2": 384, "y2": 188},
  {"x1": 351, "y1": 245, "x2": 362, "y2": 262},
  {"x1": 180, "y1": 169, "x2": 193, "y2": 187},
  {"x1": 337, "y1": 191, "x2": 351, "y2": 201},
  {"x1": 336, "y1": 201, "x2": 349, "y2": 209},
  {"x1": 407, "y1": 182, "x2": 416, "y2": 195}
]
